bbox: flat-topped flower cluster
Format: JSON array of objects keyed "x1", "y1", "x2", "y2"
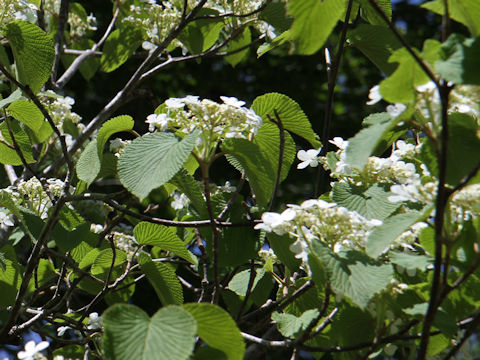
[
  {"x1": 255, "y1": 199, "x2": 383, "y2": 266},
  {"x1": 146, "y1": 95, "x2": 262, "y2": 160}
]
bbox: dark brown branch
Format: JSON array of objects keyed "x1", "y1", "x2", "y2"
[
  {"x1": 418, "y1": 83, "x2": 453, "y2": 359},
  {"x1": 315, "y1": 0, "x2": 354, "y2": 197}
]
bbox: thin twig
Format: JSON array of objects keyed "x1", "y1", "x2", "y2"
[
  {"x1": 192, "y1": 0, "x2": 271, "y2": 20},
  {"x1": 55, "y1": 7, "x2": 120, "y2": 89},
  {"x1": 45, "y1": 0, "x2": 209, "y2": 176},
  {"x1": 366, "y1": 0, "x2": 439, "y2": 87},
  {"x1": 315, "y1": 0, "x2": 354, "y2": 196},
  {"x1": 1, "y1": 197, "x2": 66, "y2": 337},
  {"x1": 51, "y1": 0, "x2": 70, "y2": 83}
]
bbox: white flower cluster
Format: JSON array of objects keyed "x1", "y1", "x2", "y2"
[
  {"x1": 147, "y1": 95, "x2": 262, "y2": 159},
  {"x1": 171, "y1": 191, "x2": 190, "y2": 210},
  {"x1": 123, "y1": 1, "x2": 186, "y2": 53},
  {"x1": 416, "y1": 81, "x2": 480, "y2": 123},
  {"x1": 68, "y1": 11, "x2": 97, "y2": 39},
  {"x1": 43, "y1": 0, "x2": 97, "y2": 39},
  {"x1": 109, "y1": 138, "x2": 131, "y2": 158},
  {"x1": 123, "y1": 0, "x2": 276, "y2": 54},
  {"x1": 0, "y1": 0, "x2": 38, "y2": 30},
  {"x1": 3, "y1": 178, "x2": 67, "y2": 219},
  {"x1": 255, "y1": 199, "x2": 383, "y2": 265}
]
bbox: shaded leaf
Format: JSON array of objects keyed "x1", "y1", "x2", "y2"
[
  {"x1": 183, "y1": 303, "x2": 245, "y2": 360},
  {"x1": 103, "y1": 304, "x2": 196, "y2": 360},
  {"x1": 366, "y1": 211, "x2": 425, "y2": 258},
  {"x1": 310, "y1": 241, "x2": 393, "y2": 309}
]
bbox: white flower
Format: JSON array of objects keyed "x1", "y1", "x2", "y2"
[
  {"x1": 254, "y1": 208, "x2": 296, "y2": 235},
  {"x1": 57, "y1": 325, "x2": 70, "y2": 336},
  {"x1": 329, "y1": 137, "x2": 348, "y2": 150},
  {"x1": 386, "y1": 103, "x2": 407, "y2": 117},
  {"x1": 297, "y1": 148, "x2": 321, "y2": 169},
  {"x1": 146, "y1": 113, "x2": 169, "y2": 132},
  {"x1": 0, "y1": 209, "x2": 13, "y2": 227},
  {"x1": 220, "y1": 96, "x2": 246, "y2": 108},
  {"x1": 86, "y1": 312, "x2": 102, "y2": 330},
  {"x1": 165, "y1": 98, "x2": 185, "y2": 110},
  {"x1": 18, "y1": 340, "x2": 49, "y2": 360},
  {"x1": 366, "y1": 85, "x2": 382, "y2": 105},
  {"x1": 171, "y1": 192, "x2": 190, "y2": 210},
  {"x1": 416, "y1": 81, "x2": 436, "y2": 93}
]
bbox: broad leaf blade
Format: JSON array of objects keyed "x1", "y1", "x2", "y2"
[
  {"x1": 138, "y1": 254, "x2": 184, "y2": 305},
  {"x1": 310, "y1": 241, "x2": 393, "y2": 309},
  {"x1": 103, "y1": 304, "x2": 196, "y2": 360},
  {"x1": 366, "y1": 211, "x2": 425, "y2": 257},
  {"x1": 134, "y1": 222, "x2": 197, "y2": 265},
  {"x1": 100, "y1": 25, "x2": 143, "y2": 72},
  {"x1": 288, "y1": 0, "x2": 347, "y2": 55},
  {"x1": 348, "y1": 24, "x2": 402, "y2": 75},
  {"x1": 118, "y1": 130, "x2": 200, "y2": 200},
  {"x1": 252, "y1": 93, "x2": 320, "y2": 148},
  {"x1": 6, "y1": 21, "x2": 55, "y2": 93},
  {"x1": 183, "y1": 303, "x2": 245, "y2": 360}
]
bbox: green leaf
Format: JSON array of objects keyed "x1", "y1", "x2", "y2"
[
  {"x1": 6, "y1": 21, "x2": 55, "y2": 93},
  {"x1": 76, "y1": 140, "x2": 100, "y2": 186},
  {"x1": 445, "y1": 113, "x2": 480, "y2": 185},
  {"x1": 100, "y1": 25, "x2": 143, "y2": 72},
  {"x1": 380, "y1": 40, "x2": 441, "y2": 103},
  {"x1": 345, "y1": 112, "x2": 401, "y2": 170},
  {"x1": 389, "y1": 251, "x2": 433, "y2": 271},
  {"x1": 332, "y1": 182, "x2": 400, "y2": 220},
  {"x1": 254, "y1": 123, "x2": 296, "y2": 184},
  {"x1": 329, "y1": 304, "x2": 375, "y2": 346},
  {"x1": 0, "y1": 89, "x2": 23, "y2": 109},
  {"x1": 260, "y1": 1, "x2": 293, "y2": 33},
  {"x1": 310, "y1": 241, "x2": 393, "y2": 309},
  {"x1": 222, "y1": 139, "x2": 274, "y2": 207},
  {"x1": 179, "y1": 9, "x2": 224, "y2": 54},
  {"x1": 252, "y1": 93, "x2": 320, "y2": 148},
  {"x1": 168, "y1": 169, "x2": 207, "y2": 217},
  {"x1": 422, "y1": 0, "x2": 480, "y2": 36},
  {"x1": 288, "y1": 0, "x2": 346, "y2": 55},
  {"x1": 0, "y1": 121, "x2": 35, "y2": 165},
  {"x1": 134, "y1": 222, "x2": 197, "y2": 265},
  {"x1": 138, "y1": 253, "x2": 183, "y2": 305},
  {"x1": 347, "y1": 24, "x2": 402, "y2": 75},
  {"x1": 118, "y1": 130, "x2": 200, "y2": 200},
  {"x1": 76, "y1": 115, "x2": 134, "y2": 186},
  {"x1": 7, "y1": 100, "x2": 46, "y2": 134},
  {"x1": 228, "y1": 268, "x2": 265, "y2": 297},
  {"x1": 366, "y1": 211, "x2": 425, "y2": 258},
  {"x1": 225, "y1": 27, "x2": 251, "y2": 67},
  {"x1": 267, "y1": 233, "x2": 301, "y2": 272},
  {"x1": 357, "y1": 0, "x2": 392, "y2": 26},
  {"x1": 91, "y1": 249, "x2": 127, "y2": 279},
  {"x1": 183, "y1": 303, "x2": 245, "y2": 360},
  {"x1": 0, "y1": 251, "x2": 5, "y2": 272},
  {"x1": 103, "y1": 304, "x2": 196, "y2": 360},
  {"x1": 435, "y1": 35, "x2": 480, "y2": 86},
  {"x1": 0, "y1": 245, "x2": 23, "y2": 308},
  {"x1": 272, "y1": 309, "x2": 319, "y2": 338}
]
